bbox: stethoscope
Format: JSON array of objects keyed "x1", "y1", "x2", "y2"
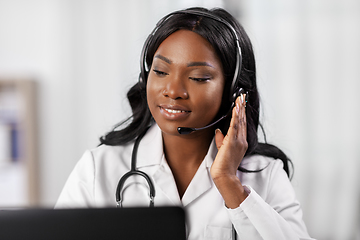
[
  {"x1": 114, "y1": 126, "x2": 238, "y2": 240},
  {"x1": 115, "y1": 127, "x2": 155, "y2": 208}
]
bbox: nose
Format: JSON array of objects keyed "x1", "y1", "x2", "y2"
[{"x1": 162, "y1": 76, "x2": 189, "y2": 100}]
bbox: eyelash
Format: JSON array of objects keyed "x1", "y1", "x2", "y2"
[
  {"x1": 153, "y1": 69, "x2": 168, "y2": 76},
  {"x1": 153, "y1": 69, "x2": 211, "y2": 82},
  {"x1": 189, "y1": 77, "x2": 211, "y2": 82}
]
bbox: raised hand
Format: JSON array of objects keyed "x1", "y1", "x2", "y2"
[{"x1": 210, "y1": 94, "x2": 249, "y2": 208}]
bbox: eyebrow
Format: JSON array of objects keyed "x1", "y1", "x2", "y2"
[
  {"x1": 154, "y1": 54, "x2": 172, "y2": 64},
  {"x1": 187, "y1": 61, "x2": 214, "y2": 68},
  {"x1": 154, "y1": 54, "x2": 215, "y2": 68}
]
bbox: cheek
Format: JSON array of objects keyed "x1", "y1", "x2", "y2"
[
  {"x1": 192, "y1": 84, "x2": 224, "y2": 116},
  {"x1": 146, "y1": 78, "x2": 160, "y2": 113},
  {"x1": 146, "y1": 80, "x2": 154, "y2": 108}
]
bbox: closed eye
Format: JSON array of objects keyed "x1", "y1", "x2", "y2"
[
  {"x1": 153, "y1": 69, "x2": 168, "y2": 77},
  {"x1": 189, "y1": 77, "x2": 211, "y2": 82}
]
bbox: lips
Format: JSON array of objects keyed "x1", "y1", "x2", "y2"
[{"x1": 158, "y1": 104, "x2": 190, "y2": 120}]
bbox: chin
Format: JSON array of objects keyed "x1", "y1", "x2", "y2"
[{"x1": 156, "y1": 122, "x2": 179, "y2": 136}]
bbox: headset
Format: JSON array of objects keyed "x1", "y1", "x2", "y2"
[{"x1": 139, "y1": 9, "x2": 246, "y2": 135}]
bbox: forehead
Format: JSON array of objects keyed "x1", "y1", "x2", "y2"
[{"x1": 154, "y1": 30, "x2": 222, "y2": 67}]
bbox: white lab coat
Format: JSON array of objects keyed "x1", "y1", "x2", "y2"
[{"x1": 56, "y1": 124, "x2": 314, "y2": 240}]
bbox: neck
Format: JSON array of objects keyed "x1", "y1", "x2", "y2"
[
  {"x1": 161, "y1": 128, "x2": 214, "y2": 198},
  {"x1": 162, "y1": 129, "x2": 214, "y2": 166}
]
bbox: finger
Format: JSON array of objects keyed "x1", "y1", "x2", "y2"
[
  {"x1": 239, "y1": 94, "x2": 247, "y2": 139},
  {"x1": 228, "y1": 96, "x2": 241, "y2": 140},
  {"x1": 214, "y1": 128, "x2": 225, "y2": 150}
]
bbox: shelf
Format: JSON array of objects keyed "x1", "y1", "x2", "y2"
[{"x1": 0, "y1": 79, "x2": 38, "y2": 207}]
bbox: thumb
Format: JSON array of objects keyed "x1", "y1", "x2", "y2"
[{"x1": 215, "y1": 128, "x2": 224, "y2": 150}]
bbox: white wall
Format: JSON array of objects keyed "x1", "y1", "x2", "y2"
[
  {"x1": 241, "y1": 1, "x2": 360, "y2": 239},
  {"x1": 0, "y1": 0, "x2": 359, "y2": 239},
  {"x1": 0, "y1": 0, "x2": 226, "y2": 207}
]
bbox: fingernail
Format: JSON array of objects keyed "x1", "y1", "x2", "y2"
[
  {"x1": 215, "y1": 128, "x2": 222, "y2": 135},
  {"x1": 241, "y1": 94, "x2": 244, "y2": 104},
  {"x1": 236, "y1": 101, "x2": 240, "y2": 113}
]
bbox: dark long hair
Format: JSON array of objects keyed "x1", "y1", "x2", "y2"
[{"x1": 100, "y1": 7, "x2": 293, "y2": 178}]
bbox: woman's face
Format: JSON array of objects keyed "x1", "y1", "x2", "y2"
[{"x1": 146, "y1": 30, "x2": 225, "y2": 137}]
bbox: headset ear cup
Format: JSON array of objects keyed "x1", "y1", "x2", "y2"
[
  {"x1": 139, "y1": 70, "x2": 148, "y2": 84},
  {"x1": 138, "y1": 72, "x2": 147, "y2": 92},
  {"x1": 140, "y1": 32, "x2": 153, "y2": 84},
  {"x1": 139, "y1": 72, "x2": 144, "y2": 84},
  {"x1": 232, "y1": 87, "x2": 245, "y2": 103}
]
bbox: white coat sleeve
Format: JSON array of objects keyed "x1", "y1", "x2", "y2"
[
  {"x1": 227, "y1": 160, "x2": 315, "y2": 240},
  {"x1": 55, "y1": 150, "x2": 95, "y2": 208}
]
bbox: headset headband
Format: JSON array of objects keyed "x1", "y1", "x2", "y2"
[{"x1": 140, "y1": 9, "x2": 243, "y2": 102}]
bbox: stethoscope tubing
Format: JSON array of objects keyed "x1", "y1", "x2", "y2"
[{"x1": 115, "y1": 127, "x2": 155, "y2": 207}]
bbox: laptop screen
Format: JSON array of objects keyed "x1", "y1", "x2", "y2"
[{"x1": 0, "y1": 207, "x2": 186, "y2": 240}]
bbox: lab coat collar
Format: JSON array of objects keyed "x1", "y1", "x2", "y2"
[
  {"x1": 136, "y1": 123, "x2": 219, "y2": 207},
  {"x1": 179, "y1": 137, "x2": 218, "y2": 206},
  {"x1": 136, "y1": 124, "x2": 164, "y2": 168},
  {"x1": 136, "y1": 123, "x2": 218, "y2": 169},
  {"x1": 204, "y1": 136, "x2": 218, "y2": 169}
]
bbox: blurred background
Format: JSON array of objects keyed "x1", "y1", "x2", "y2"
[{"x1": 0, "y1": 0, "x2": 359, "y2": 239}]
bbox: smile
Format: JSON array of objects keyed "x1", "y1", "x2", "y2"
[
  {"x1": 159, "y1": 105, "x2": 190, "y2": 120},
  {"x1": 163, "y1": 108, "x2": 186, "y2": 114}
]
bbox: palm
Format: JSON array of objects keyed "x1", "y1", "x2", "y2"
[{"x1": 210, "y1": 96, "x2": 248, "y2": 179}]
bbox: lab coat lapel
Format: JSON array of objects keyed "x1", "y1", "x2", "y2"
[
  {"x1": 136, "y1": 124, "x2": 163, "y2": 168},
  {"x1": 135, "y1": 125, "x2": 219, "y2": 206},
  {"x1": 153, "y1": 158, "x2": 182, "y2": 205},
  {"x1": 181, "y1": 139, "x2": 218, "y2": 207},
  {"x1": 181, "y1": 160, "x2": 212, "y2": 207}
]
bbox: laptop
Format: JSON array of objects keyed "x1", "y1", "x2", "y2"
[{"x1": 0, "y1": 206, "x2": 186, "y2": 240}]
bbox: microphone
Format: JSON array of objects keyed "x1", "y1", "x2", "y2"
[
  {"x1": 177, "y1": 88, "x2": 248, "y2": 135},
  {"x1": 177, "y1": 112, "x2": 231, "y2": 135}
]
